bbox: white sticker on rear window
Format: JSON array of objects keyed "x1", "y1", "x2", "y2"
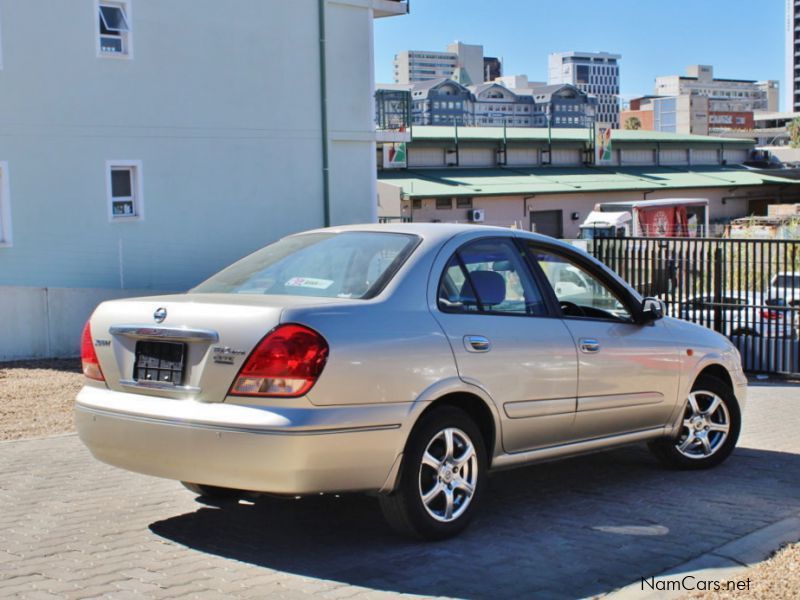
[{"x1": 284, "y1": 277, "x2": 334, "y2": 290}]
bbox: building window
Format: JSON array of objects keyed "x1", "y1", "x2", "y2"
[
  {"x1": 412, "y1": 199, "x2": 422, "y2": 210},
  {"x1": 98, "y1": 1, "x2": 132, "y2": 58},
  {"x1": 436, "y1": 198, "x2": 453, "y2": 210},
  {"x1": 107, "y1": 161, "x2": 143, "y2": 220},
  {"x1": 457, "y1": 197, "x2": 473, "y2": 209},
  {"x1": 0, "y1": 162, "x2": 11, "y2": 247}
]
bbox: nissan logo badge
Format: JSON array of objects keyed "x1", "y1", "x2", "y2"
[{"x1": 153, "y1": 307, "x2": 167, "y2": 323}]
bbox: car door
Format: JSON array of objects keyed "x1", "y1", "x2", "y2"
[
  {"x1": 525, "y1": 243, "x2": 682, "y2": 441},
  {"x1": 432, "y1": 235, "x2": 579, "y2": 452}
]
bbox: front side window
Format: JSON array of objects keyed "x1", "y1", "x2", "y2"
[
  {"x1": 438, "y1": 238, "x2": 547, "y2": 316},
  {"x1": 98, "y1": 1, "x2": 131, "y2": 57},
  {"x1": 529, "y1": 246, "x2": 633, "y2": 322},
  {"x1": 192, "y1": 232, "x2": 419, "y2": 300},
  {"x1": 107, "y1": 162, "x2": 141, "y2": 219}
]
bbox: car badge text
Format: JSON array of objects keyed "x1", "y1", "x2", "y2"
[{"x1": 212, "y1": 346, "x2": 246, "y2": 365}]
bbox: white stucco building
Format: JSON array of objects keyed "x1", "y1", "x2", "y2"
[
  {"x1": 655, "y1": 65, "x2": 778, "y2": 113},
  {"x1": 394, "y1": 42, "x2": 485, "y2": 85},
  {"x1": 0, "y1": 0, "x2": 408, "y2": 360}
]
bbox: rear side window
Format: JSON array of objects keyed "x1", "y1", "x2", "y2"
[
  {"x1": 192, "y1": 232, "x2": 419, "y2": 299},
  {"x1": 438, "y1": 238, "x2": 547, "y2": 316}
]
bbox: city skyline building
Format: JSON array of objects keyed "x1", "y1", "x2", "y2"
[
  {"x1": 548, "y1": 51, "x2": 621, "y2": 128},
  {"x1": 393, "y1": 42, "x2": 492, "y2": 85},
  {"x1": 786, "y1": 0, "x2": 800, "y2": 111}
]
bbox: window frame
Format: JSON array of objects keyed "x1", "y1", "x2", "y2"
[
  {"x1": 437, "y1": 236, "x2": 552, "y2": 318},
  {"x1": 522, "y1": 241, "x2": 645, "y2": 324},
  {"x1": 106, "y1": 160, "x2": 143, "y2": 222},
  {"x1": 435, "y1": 197, "x2": 453, "y2": 210},
  {"x1": 456, "y1": 197, "x2": 473, "y2": 209},
  {"x1": 0, "y1": 162, "x2": 12, "y2": 247},
  {"x1": 96, "y1": 0, "x2": 133, "y2": 59}
]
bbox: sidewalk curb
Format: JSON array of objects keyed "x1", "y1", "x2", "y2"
[{"x1": 602, "y1": 514, "x2": 800, "y2": 599}]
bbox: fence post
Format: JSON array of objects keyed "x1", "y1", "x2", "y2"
[{"x1": 713, "y1": 246, "x2": 723, "y2": 334}]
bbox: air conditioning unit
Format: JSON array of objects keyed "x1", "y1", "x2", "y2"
[{"x1": 468, "y1": 209, "x2": 485, "y2": 223}]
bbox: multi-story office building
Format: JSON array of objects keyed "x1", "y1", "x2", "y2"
[
  {"x1": 655, "y1": 65, "x2": 778, "y2": 112},
  {"x1": 621, "y1": 94, "x2": 756, "y2": 136},
  {"x1": 379, "y1": 78, "x2": 594, "y2": 129},
  {"x1": 548, "y1": 51, "x2": 621, "y2": 128},
  {"x1": 483, "y1": 56, "x2": 503, "y2": 82},
  {"x1": 625, "y1": 96, "x2": 711, "y2": 135},
  {"x1": 787, "y1": 0, "x2": 800, "y2": 110},
  {"x1": 393, "y1": 50, "x2": 458, "y2": 84},
  {"x1": 393, "y1": 42, "x2": 489, "y2": 85}
]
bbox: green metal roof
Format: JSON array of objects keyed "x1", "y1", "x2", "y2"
[
  {"x1": 407, "y1": 126, "x2": 755, "y2": 146},
  {"x1": 378, "y1": 166, "x2": 798, "y2": 199}
]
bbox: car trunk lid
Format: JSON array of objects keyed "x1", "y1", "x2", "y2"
[{"x1": 89, "y1": 293, "x2": 339, "y2": 402}]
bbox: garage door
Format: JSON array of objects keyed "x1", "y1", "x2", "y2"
[
  {"x1": 530, "y1": 210, "x2": 563, "y2": 238},
  {"x1": 460, "y1": 147, "x2": 496, "y2": 167},
  {"x1": 507, "y1": 147, "x2": 538, "y2": 167},
  {"x1": 551, "y1": 149, "x2": 581, "y2": 165},
  {"x1": 408, "y1": 147, "x2": 445, "y2": 168},
  {"x1": 621, "y1": 149, "x2": 654, "y2": 165},
  {"x1": 660, "y1": 149, "x2": 688, "y2": 165},
  {"x1": 723, "y1": 149, "x2": 748, "y2": 165},
  {"x1": 692, "y1": 149, "x2": 718, "y2": 165}
]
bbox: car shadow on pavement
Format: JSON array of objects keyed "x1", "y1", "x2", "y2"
[{"x1": 149, "y1": 445, "x2": 800, "y2": 599}]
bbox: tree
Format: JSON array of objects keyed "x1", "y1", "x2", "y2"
[
  {"x1": 624, "y1": 116, "x2": 642, "y2": 131},
  {"x1": 789, "y1": 117, "x2": 800, "y2": 149}
]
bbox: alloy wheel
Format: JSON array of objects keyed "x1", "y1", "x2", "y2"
[
  {"x1": 674, "y1": 390, "x2": 731, "y2": 459},
  {"x1": 418, "y1": 427, "x2": 479, "y2": 522}
]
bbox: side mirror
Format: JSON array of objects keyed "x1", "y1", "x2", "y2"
[{"x1": 641, "y1": 297, "x2": 665, "y2": 322}]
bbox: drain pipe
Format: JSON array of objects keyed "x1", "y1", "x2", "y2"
[{"x1": 318, "y1": 0, "x2": 331, "y2": 227}]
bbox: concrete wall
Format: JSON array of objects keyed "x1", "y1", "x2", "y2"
[
  {"x1": 0, "y1": 286, "x2": 172, "y2": 361},
  {"x1": 0, "y1": 0, "x2": 383, "y2": 292}
]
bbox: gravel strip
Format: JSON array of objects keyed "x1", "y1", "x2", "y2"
[
  {"x1": 686, "y1": 542, "x2": 800, "y2": 599},
  {"x1": 0, "y1": 359, "x2": 82, "y2": 440}
]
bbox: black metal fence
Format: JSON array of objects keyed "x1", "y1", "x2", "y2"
[{"x1": 591, "y1": 237, "x2": 800, "y2": 375}]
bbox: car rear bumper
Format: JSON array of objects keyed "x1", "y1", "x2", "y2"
[{"x1": 75, "y1": 386, "x2": 411, "y2": 495}]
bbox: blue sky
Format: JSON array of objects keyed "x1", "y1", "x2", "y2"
[{"x1": 375, "y1": 0, "x2": 785, "y2": 108}]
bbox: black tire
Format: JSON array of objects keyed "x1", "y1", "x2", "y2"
[
  {"x1": 181, "y1": 482, "x2": 247, "y2": 501},
  {"x1": 648, "y1": 374, "x2": 741, "y2": 470},
  {"x1": 379, "y1": 406, "x2": 488, "y2": 541}
]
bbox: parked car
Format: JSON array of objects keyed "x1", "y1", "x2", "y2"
[
  {"x1": 678, "y1": 292, "x2": 797, "y2": 338},
  {"x1": 769, "y1": 272, "x2": 800, "y2": 306},
  {"x1": 76, "y1": 224, "x2": 746, "y2": 540}
]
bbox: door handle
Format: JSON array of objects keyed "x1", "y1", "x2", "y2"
[
  {"x1": 464, "y1": 335, "x2": 491, "y2": 353},
  {"x1": 579, "y1": 338, "x2": 600, "y2": 353}
]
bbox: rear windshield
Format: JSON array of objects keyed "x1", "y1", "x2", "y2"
[
  {"x1": 773, "y1": 275, "x2": 800, "y2": 288},
  {"x1": 191, "y1": 232, "x2": 419, "y2": 299}
]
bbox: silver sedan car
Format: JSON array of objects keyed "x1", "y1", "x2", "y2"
[{"x1": 76, "y1": 224, "x2": 747, "y2": 540}]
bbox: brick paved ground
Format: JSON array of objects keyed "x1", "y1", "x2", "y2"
[{"x1": 1, "y1": 383, "x2": 798, "y2": 600}]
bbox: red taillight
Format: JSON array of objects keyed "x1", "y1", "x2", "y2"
[
  {"x1": 229, "y1": 324, "x2": 329, "y2": 397},
  {"x1": 761, "y1": 309, "x2": 783, "y2": 320},
  {"x1": 80, "y1": 320, "x2": 105, "y2": 381}
]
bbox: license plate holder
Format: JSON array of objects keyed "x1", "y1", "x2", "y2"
[{"x1": 134, "y1": 341, "x2": 186, "y2": 386}]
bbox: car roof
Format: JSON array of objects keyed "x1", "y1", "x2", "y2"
[{"x1": 298, "y1": 222, "x2": 569, "y2": 247}]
